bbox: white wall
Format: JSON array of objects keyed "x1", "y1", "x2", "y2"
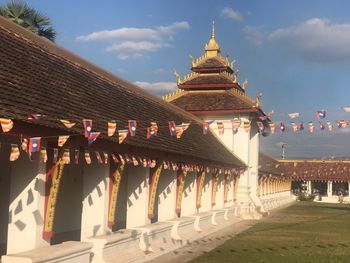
[
  {"x1": 200, "y1": 173, "x2": 212, "y2": 212},
  {"x1": 157, "y1": 170, "x2": 176, "y2": 221},
  {"x1": 126, "y1": 166, "x2": 149, "y2": 228},
  {"x1": 81, "y1": 163, "x2": 109, "y2": 239},
  {"x1": 7, "y1": 151, "x2": 49, "y2": 254},
  {"x1": 182, "y1": 172, "x2": 196, "y2": 216},
  {"x1": 213, "y1": 174, "x2": 224, "y2": 209}
]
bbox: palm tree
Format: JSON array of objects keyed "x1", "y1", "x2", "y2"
[{"x1": 0, "y1": 0, "x2": 56, "y2": 41}]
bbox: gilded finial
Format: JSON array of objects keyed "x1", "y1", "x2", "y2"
[
  {"x1": 241, "y1": 79, "x2": 248, "y2": 90},
  {"x1": 233, "y1": 68, "x2": 239, "y2": 83},
  {"x1": 212, "y1": 20, "x2": 215, "y2": 39},
  {"x1": 255, "y1": 92, "x2": 263, "y2": 107},
  {"x1": 173, "y1": 69, "x2": 181, "y2": 84},
  {"x1": 230, "y1": 59, "x2": 236, "y2": 69}
]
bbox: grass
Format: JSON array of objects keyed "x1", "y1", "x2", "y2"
[{"x1": 191, "y1": 202, "x2": 350, "y2": 263}]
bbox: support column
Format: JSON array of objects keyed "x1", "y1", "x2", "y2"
[
  {"x1": 307, "y1": 181, "x2": 312, "y2": 195},
  {"x1": 327, "y1": 181, "x2": 333, "y2": 197}
]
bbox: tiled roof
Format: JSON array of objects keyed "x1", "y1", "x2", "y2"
[
  {"x1": 169, "y1": 91, "x2": 255, "y2": 112},
  {"x1": 259, "y1": 152, "x2": 282, "y2": 176},
  {"x1": 179, "y1": 74, "x2": 235, "y2": 87},
  {"x1": 192, "y1": 57, "x2": 230, "y2": 71},
  {"x1": 0, "y1": 17, "x2": 245, "y2": 168}
]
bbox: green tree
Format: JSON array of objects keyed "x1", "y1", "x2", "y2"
[{"x1": 0, "y1": 0, "x2": 56, "y2": 41}]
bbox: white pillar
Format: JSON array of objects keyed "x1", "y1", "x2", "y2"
[
  {"x1": 327, "y1": 181, "x2": 333, "y2": 197},
  {"x1": 81, "y1": 163, "x2": 110, "y2": 240},
  {"x1": 307, "y1": 181, "x2": 312, "y2": 195},
  {"x1": 7, "y1": 155, "x2": 49, "y2": 254},
  {"x1": 157, "y1": 170, "x2": 176, "y2": 221},
  {"x1": 126, "y1": 166, "x2": 150, "y2": 228}
]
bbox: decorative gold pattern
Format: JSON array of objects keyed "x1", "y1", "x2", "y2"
[
  {"x1": 148, "y1": 164, "x2": 163, "y2": 219},
  {"x1": 223, "y1": 174, "x2": 231, "y2": 203},
  {"x1": 211, "y1": 173, "x2": 219, "y2": 206},
  {"x1": 43, "y1": 160, "x2": 65, "y2": 238},
  {"x1": 108, "y1": 164, "x2": 125, "y2": 227},
  {"x1": 175, "y1": 170, "x2": 187, "y2": 215},
  {"x1": 196, "y1": 171, "x2": 206, "y2": 209}
]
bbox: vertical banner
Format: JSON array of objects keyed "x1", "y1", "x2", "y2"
[
  {"x1": 148, "y1": 163, "x2": 163, "y2": 219},
  {"x1": 107, "y1": 163, "x2": 125, "y2": 227},
  {"x1": 233, "y1": 175, "x2": 240, "y2": 202},
  {"x1": 175, "y1": 169, "x2": 187, "y2": 216},
  {"x1": 196, "y1": 171, "x2": 206, "y2": 209},
  {"x1": 43, "y1": 159, "x2": 65, "y2": 239},
  {"x1": 211, "y1": 173, "x2": 219, "y2": 206},
  {"x1": 223, "y1": 174, "x2": 231, "y2": 203}
]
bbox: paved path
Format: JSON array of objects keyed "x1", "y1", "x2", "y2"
[{"x1": 146, "y1": 219, "x2": 257, "y2": 263}]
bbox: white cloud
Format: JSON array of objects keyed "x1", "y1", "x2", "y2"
[
  {"x1": 77, "y1": 22, "x2": 190, "y2": 60},
  {"x1": 269, "y1": 18, "x2": 350, "y2": 62},
  {"x1": 221, "y1": 7, "x2": 243, "y2": 22},
  {"x1": 134, "y1": 81, "x2": 177, "y2": 96},
  {"x1": 242, "y1": 25, "x2": 264, "y2": 46}
]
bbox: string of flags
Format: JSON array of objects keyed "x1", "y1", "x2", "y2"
[{"x1": 3, "y1": 137, "x2": 243, "y2": 175}]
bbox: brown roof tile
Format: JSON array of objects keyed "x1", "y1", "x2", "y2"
[
  {"x1": 0, "y1": 17, "x2": 244, "y2": 168},
  {"x1": 170, "y1": 91, "x2": 255, "y2": 112}
]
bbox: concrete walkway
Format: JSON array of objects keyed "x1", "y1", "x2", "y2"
[{"x1": 146, "y1": 219, "x2": 257, "y2": 263}]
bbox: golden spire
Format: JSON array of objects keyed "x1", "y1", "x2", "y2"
[{"x1": 204, "y1": 21, "x2": 220, "y2": 57}]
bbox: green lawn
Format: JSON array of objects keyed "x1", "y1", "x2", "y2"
[{"x1": 191, "y1": 202, "x2": 350, "y2": 263}]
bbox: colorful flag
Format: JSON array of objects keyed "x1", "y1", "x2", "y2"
[
  {"x1": 257, "y1": 121, "x2": 264, "y2": 133},
  {"x1": 290, "y1": 122, "x2": 298, "y2": 132},
  {"x1": 60, "y1": 120, "x2": 76, "y2": 128},
  {"x1": 88, "y1": 132, "x2": 100, "y2": 145},
  {"x1": 267, "y1": 109, "x2": 274, "y2": 118},
  {"x1": 288, "y1": 112, "x2": 300, "y2": 119},
  {"x1": 203, "y1": 122, "x2": 209, "y2": 135},
  {"x1": 132, "y1": 156, "x2": 139, "y2": 166},
  {"x1": 128, "y1": 120, "x2": 137, "y2": 137},
  {"x1": 336, "y1": 120, "x2": 348, "y2": 128},
  {"x1": 176, "y1": 124, "x2": 184, "y2": 139},
  {"x1": 118, "y1": 154, "x2": 126, "y2": 165},
  {"x1": 243, "y1": 121, "x2": 251, "y2": 133},
  {"x1": 21, "y1": 138, "x2": 28, "y2": 152},
  {"x1": 280, "y1": 122, "x2": 286, "y2": 133},
  {"x1": 269, "y1": 122, "x2": 275, "y2": 134},
  {"x1": 30, "y1": 114, "x2": 46, "y2": 120},
  {"x1": 147, "y1": 122, "x2": 158, "y2": 139},
  {"x1": 308, "y1": 122, "x2": 315, "y2": 133},
  {"x1": 28, "y1": 137, "x2": 41, "y2": 153},
  {"x1": 53, "y1": 148, "x2": 58, "y2": 163},
  {"x1": 108, "y1": 120, "x2": 117, "y2": 137},
  {"x1": 299, "y1": 122, "x2": 304, "y2": 131},
  {"x1": 316, "y1": 110, "x2": 326, "y2": 119},
  {"x1": 343, "y1": 107, "x2": 350, "y2": 113},
  {"x1": 232, "y1": 118, "x2": 241, "y2": 129},
  {"x1": 319, "y1": 121, "x2": 326, "y2": 130},
  {"x1": 182, "y1": 122, "x2": 190, "y2": 131},
  {"x1": 327, "y1": 121, "x2": 333, "y2": 131},
  {"x1": 9, "y1": 144, "x2": 20, "y2": 161},
  {"x1": 111, "y1": 153, "x2": 119, "y2": 163},
  {"x1": 118, "y1": 129, "x2": 128, "y2": 144},
  {"x1": 74, "y1": 150, "x2": 80, "y2": 164},
  {"x1": 103, "y1": 152, "x2": 108, "y2": 164},
  {"x1": 58, "y1": 135, "x2": 69, "y2": 147},
  {"x1": 83, "y1": 119, "x2": 92, "y2": 138},
  {"x1": 62, "y1": 149, "x2": 70, "y2": 164},
  {"x1": 142, "y1": 158, "x2": 148, "y2": 167},
  {"x1": 0, "y1": 118, "x2": 13, "y2": 132},
  {"x1": 95, "y1": 151, "x2": 103, "y2": 164},
  {"x1": 217, "y1": 122, "x2": 224, "y2": 135},
  {"x1": 168, "y1": 121, "x2": 177, "y2": 136},
  {"x1": 40, "y1": 148, "x2": 47, "y2": 163},
  {"x1": 85, "y1": 151, "x2": 91, "y2": 164}
]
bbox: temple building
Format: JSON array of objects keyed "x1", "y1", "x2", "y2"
[
  {"x1": 0, "y1": 17, "x2": 292, "y2": 263},
  {"x1": 165, "y1": 23, "x2": 271, "y2": 215}
]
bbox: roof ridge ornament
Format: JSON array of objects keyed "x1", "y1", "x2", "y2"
[{"x1": 204, "y1": 21, "x2": 220, "y2": 57}]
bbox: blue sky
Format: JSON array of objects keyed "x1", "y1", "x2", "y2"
[{"x1": 2, "y1": 0, "x2": 350, "y2": 159}]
